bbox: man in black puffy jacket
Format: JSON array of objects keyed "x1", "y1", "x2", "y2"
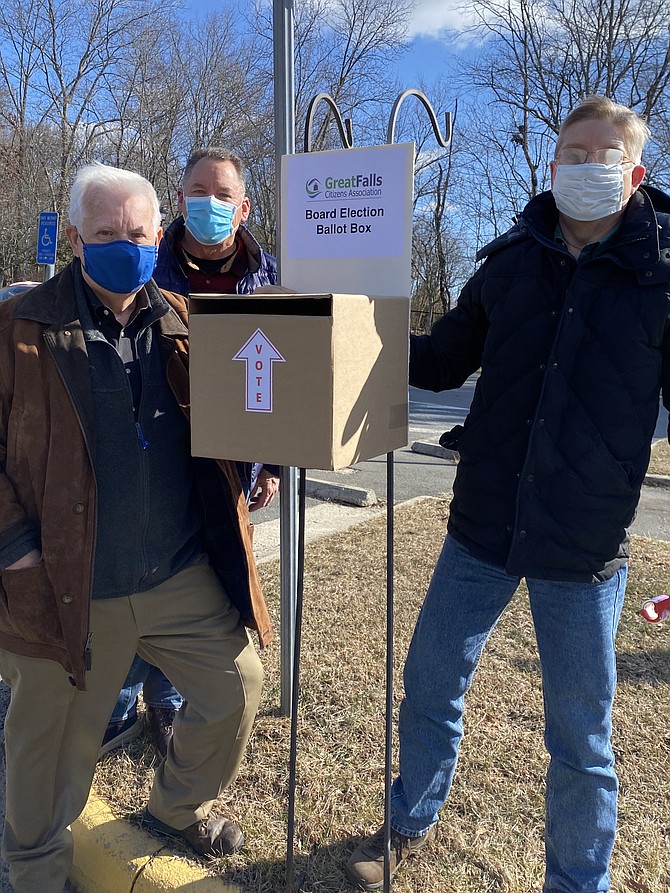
[{"x1": 347, "y1": 96, "x2": 670, "y2": 893}]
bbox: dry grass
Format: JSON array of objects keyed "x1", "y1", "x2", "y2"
[
  {"x1": 94, "y1": 493, "x2": 670, "y2": 893},
  {"x1": 647, "y1": 437, "x2": 670, "y2": 476}
]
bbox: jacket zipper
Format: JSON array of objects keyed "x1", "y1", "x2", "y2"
[{"x1": 511, "y1": 256, "x2": 576, "y2": 555}]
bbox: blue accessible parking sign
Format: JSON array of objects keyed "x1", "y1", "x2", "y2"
[{"x1": 36, "y1": 211, "x2": 59, "y2": 265}]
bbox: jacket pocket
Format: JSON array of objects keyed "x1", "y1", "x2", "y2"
[{"x1": 0, "y1": 562, "x2": 64, "y2": 646}]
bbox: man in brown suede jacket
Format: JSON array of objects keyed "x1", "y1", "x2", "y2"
[{"x1": 0, "y1": 162, "x2": 271, "y2": 893}]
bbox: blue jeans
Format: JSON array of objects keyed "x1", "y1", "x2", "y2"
[
  {"x1": 110, "y1": 656, "x2": 183, "y2": 723},
  {"x1": 392, "y1": 535, "x2": 626, "y2": 893}
]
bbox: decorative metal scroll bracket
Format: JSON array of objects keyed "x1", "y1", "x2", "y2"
[
  {"x1": 386, "y1": 88, "x2": 453, "y2": 147},
  {"x1": 303, "y1": 93, "x2": 354, "y2": 152},
  {"x1": 303, "y1": 88, "x2": 453, "y2": 154}
]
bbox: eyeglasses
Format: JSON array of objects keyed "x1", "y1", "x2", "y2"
[{"x1": 554, "y1": 147, "x2": 634, "y2": 166}]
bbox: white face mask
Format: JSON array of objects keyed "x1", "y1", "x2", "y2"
[{"x1": 552, "y1": 162, "x2": 625, "y2": 221}]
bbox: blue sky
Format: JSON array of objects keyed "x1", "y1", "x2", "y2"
[
  {"x1": 186, "y1": 0, "x2": 467, "y2": 88},
  {"x1": 395, "y1": 37, "x2": 453, "y2": 88}
]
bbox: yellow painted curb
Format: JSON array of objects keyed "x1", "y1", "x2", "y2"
[
  {"x1": 133, "y1": 852, "x2": 240, "y2": 892},
  {"x1": 70, "y1": 793, "x2": 241, "y2": 892}
]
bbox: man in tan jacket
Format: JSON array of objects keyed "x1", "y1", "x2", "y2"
[{"x1": 0, "y1": 162, "x2": 271, "y2": 893}]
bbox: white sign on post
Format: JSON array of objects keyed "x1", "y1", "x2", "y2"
[{"x1": 281, "y1": 142, "x2": 414, "y2": 298}]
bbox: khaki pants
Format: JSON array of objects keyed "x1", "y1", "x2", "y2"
[{"x1": 0, "y1": 562, "x2": 263, "y2": 893}]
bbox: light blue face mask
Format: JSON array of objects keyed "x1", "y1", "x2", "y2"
[{"x1": 183, "y1": 195, "x2": 241, "y2": 246}]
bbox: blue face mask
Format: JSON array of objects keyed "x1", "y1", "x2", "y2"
[
  {"x1": 81, "y1": 239, "x2": 158, "y2": 294},
  {"x1": 184, "y1": 195, "x2": 241, "y2": 246}
]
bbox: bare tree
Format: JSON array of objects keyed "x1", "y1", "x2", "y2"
[
  {"x1": 0, "y1": 0, "x2": 165, "y2": 277},
  {"x1": 96, "y1": 18, "x2": 188, "y2": 208},
  {"x1": 452, "y1": 0, "x2": 670, "y2": 241},
  {"x1": 237, "y1": 0, "x2": 414, "y2": 250},
  {"x1": 386, "y1": 80, "x2": 469, "y2": 331}
]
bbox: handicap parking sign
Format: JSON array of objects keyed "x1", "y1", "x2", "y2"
[{"x1": 36, "y1": 212, "x2": 59, "y2": 265}]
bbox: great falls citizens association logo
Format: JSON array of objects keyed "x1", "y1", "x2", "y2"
[{"x1": 305, "y1": 171, "x2": 384, "y2": 201}]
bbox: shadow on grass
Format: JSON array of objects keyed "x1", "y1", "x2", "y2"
[
  {"x1": 510, "y1": 655, "x2": 541, "y2": 674},
  {"x1": 616, "y1": 647, "x2": 670, "y2": 684},
  {"x1": 218, "y1": 839, "x2": 359, "y2": 893},
  {"x1": 510, "y1": 647, "x2": 670, "y2": 685},
  {"x1": 126, "y1": 818, "x2": 360, "y2": 893}
]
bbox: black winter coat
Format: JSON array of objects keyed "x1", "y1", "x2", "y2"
[{"x1": 410, "y1": 186, "x2": 670, "y2": 582}]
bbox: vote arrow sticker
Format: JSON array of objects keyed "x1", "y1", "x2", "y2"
[{"x1": 233, "y1": 328, "x2": 286, "y2": 412}]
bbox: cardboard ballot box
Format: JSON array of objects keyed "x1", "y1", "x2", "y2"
[{"x1": 189, "y1": 292, "x2": 409, "y2": 471}]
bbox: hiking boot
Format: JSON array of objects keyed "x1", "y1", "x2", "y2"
[
  {"x1": 99, "y1": 710, "x2": 142, "y2": 758},
  {"x1": 146, "y1": 705, "x2": 176, "y2": 759},
  {"x1": 345, "y1": 824, "x2": 437, "y2": 891},
  {"x1": 141, "y1": 809, "x2": 244, "y2": 857}
]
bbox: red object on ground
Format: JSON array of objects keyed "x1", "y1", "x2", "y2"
[{"x1": 640, "y1": 594, "x2": 670, "y2": 623}]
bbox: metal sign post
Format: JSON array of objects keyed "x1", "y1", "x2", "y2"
[
  {"x1": 36, "y1": 211, "x2": 59, "y2": 280},
  {"x1": 280, "y1": 89, "x2": 452, "y2": 893},
  {"x1": 273, "y1": 0, "x2": 299, "y2": 722}
]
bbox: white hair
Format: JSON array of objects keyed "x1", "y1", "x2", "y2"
[
  {"x1": 557, "y1": 95, "x2": 651, "y2": 164},
  {"x1": 69, "y1": 162, "x2": 161, "y2": 232}
]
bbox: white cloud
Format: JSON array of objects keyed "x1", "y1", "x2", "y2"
[
  {"x1": 251, "y1": 0, "x2": 479, "y2": 42},
  {"x1": 407, "y1": 1, "x2": 478, "y2": 39}
]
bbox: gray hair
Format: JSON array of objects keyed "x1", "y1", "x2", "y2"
[
  {"x1": 69, "y1": 162, "x2": 162, "y2": 232},
  {"x1": 557, "y1": 95, "x2": 651, "y2": 164},
  {"x1": 182, "y1": 148, "x2": 247, "y2": 192}
]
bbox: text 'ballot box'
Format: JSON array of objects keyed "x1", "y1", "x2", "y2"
[{"x1": 189, "y1": 292, "x2": 409, "y2": 471}]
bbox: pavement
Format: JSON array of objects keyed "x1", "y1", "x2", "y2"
[{"x1": 0, "y1": 440, "x2": 668, "y2": 893}]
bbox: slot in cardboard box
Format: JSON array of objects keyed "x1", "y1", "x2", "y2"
[{"x1": 189, "y1": 292, "x2": 409, "y2": 471}]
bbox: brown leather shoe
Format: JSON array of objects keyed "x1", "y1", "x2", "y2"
[
  {"x1": 345, "y1": 824, "x2": 436, "y2": 891},
  {"x1": 141, "y1": 809, "x2": 244, "y2": 857},
  {"x1": 146, "y1": 705, "x2": 176, "y2": 759}
]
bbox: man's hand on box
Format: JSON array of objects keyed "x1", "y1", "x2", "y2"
[
  {"x1": 249, "y1": 468, "x2": 280, "y2": 512},
  {"x1": 5, "y1": 548, "x2": 41, "y2": 570}
]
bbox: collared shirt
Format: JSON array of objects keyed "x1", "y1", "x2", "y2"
[
  {"x1": 180, "y1": 231, "x2": 249, "y2": 294},
  {"x1": 83, "y1": 283, "x2": 158, "y2": 419},
  {"x1": 554, "y1": 222, "x2": 621, "y2": 262}
]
